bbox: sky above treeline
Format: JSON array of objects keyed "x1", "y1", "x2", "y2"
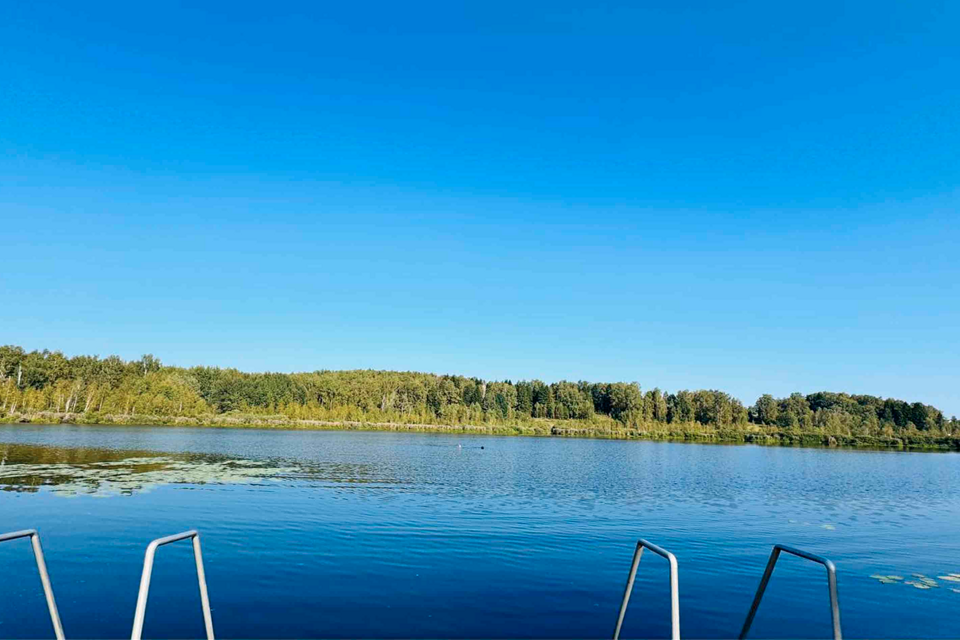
[{"x1": 1, "y1": 1, "x2": 958, "y2": 415}]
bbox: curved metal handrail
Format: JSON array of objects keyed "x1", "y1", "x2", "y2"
[
  {"x1": 612, "y1": 539, "x2": 680, "y2": 640},
  {"x1": 0, "y1": 529, "x2": 66, "y2": 640},
  {"x1": 739, "y1": 544, "x2": 841, "y2": 640},
  {"x1": 130, "y1": 530, "x2": 215, "y2": 640}
]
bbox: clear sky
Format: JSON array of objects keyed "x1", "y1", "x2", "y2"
[{"x1": 1, "y1": 1, "x2": 958, "y2": 415}]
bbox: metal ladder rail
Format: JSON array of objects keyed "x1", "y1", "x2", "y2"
[
  {"x1": 612, "y1": 539, "x2": 680, "y2": 640},
  {"x1": 0, "y1": 529, "x2": 66, "y2": 640},
  {"x1": 130, "y1": 530, "x2": 215, "y2": 640},
  {"x1": 739, "y1": 544, "x2": 841, "y2": 640}
]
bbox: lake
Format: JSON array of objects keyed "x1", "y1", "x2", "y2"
[{"x1": 1, "y1": 425, "x2": 958, "y2": 639}]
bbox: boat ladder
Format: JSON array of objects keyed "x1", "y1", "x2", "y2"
[
  {"x1": 2, "y1": 530, "x2": 842, "y2": 640},
  {"x1": 0, "y1": 529, "x2": 66, "y2": 640},
  {"x1": 613, "y1": 539, "x2": 680, "y2": 640},
  {"x1": 739, "y1": 544, "x2": 842, "y2": 640},
  {"x1": 131, "y1": 530, "x2": 215, "y2": 640},
  {"x1": 612, "y1": 540, "x2": 842, "y2": 640}
]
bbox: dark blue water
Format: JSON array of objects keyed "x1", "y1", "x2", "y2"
[{"x1": 1, "y1": 425, "x2": 959, "y2": 639}]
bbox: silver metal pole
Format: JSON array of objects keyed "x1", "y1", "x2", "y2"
[
  {"x1": 739, "y1": 547, "x2": 780, "y2": 640},
  {"x1": 0, "y1": 529, "x2": 66, "y2": 640},
  {"x1": 613, "y1": 544, "x2": 644, "y2": 640},
  {"x1": 130, "y1": 541, "x2": 158, "y2": 640},
  {"x1": 193, "y1": 535, "x2": 215, "y2": 640},
  {"x1": 667, "y1": 551, "x2": 680, "y2": 640},
  {"x1": 130, "y1": 530, "x2": 215, "y2": 640},
  {"x1": 612, "y1": 539, "x2": 680, "y2": 640},
  {"x1": 739, "y1": 544, "x2": 841, "y2": 640},
  {"x1": 825, "y1": 559, "x2": 842, "y2": 640}
]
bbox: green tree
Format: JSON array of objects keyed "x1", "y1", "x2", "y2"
[
  {"x1": 753, "y1": 394, "x2": 779, "y2": 425},
  {"x1": 607, "y1": 382, "x2": 642, "y2": 422}
]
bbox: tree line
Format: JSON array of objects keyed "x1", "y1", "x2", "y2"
[{"x1": 1, "y1": 346, "x2": 956, "y2": 444}]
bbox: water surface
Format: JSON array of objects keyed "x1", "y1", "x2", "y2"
[{"x1": 1, "y1": 425, "x2": 959, "y2": 639}]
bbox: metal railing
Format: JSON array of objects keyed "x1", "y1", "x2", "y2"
[
  {"x1": 739, "y1": 544, "x2": 841, "y2": 640},
  {"x1": 0, "y1": 529, "x2": 66, "y2": 640},
  {"x1": 0, "y1": 528, "x2": 843, "y2": 640},
  {"x1": 130, "y1": 530, "x2": 215, "y2": 640},
  {"x1": 612, "y1": 539, "x2": 680, "y2": 640}
]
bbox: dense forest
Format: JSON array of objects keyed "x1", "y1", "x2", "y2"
[{"x1": 1, "y1": 345, "x2": 957, "y2": 449}]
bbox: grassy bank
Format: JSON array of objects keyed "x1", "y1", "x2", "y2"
[{"x1": 3, "y1": 410, "x2": 959, "y2": 451}]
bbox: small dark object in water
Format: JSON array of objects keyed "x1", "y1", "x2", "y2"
[{"x1": 481, "y1": 446, "x2": 484, "y2": 450}]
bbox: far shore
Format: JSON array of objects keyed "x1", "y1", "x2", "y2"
[{"x1": 2, "y1": 411, "x2": 959, "y2": 452}]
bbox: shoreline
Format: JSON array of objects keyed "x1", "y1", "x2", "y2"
[{"x1": 2, "y1": 411, "x2": 958, "y2": 452}]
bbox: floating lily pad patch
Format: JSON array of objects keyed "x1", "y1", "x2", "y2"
[{"x1": 869, "y1": 571, "x2": 960, "y2": 589}]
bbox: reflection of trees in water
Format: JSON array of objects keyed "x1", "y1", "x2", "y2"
[{"x1": 0, "y1": 443, "x2": 401, "y2": 497}]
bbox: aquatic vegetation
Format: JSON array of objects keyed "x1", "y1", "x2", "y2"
[
  {"x1": 871, "y1": 570, "x2": 960, "y2": 591},
  {"x1": 0, "y1": 443, "x2": 395, "y2": 496}
]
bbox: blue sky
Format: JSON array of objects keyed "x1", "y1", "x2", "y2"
[{"x1": 1, "y1": 1, "x2": 958, "y2": 414}]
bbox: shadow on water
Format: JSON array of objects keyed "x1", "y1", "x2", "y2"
[{"x1": 0, "y1": 442, "x2": 404, "y2": 496}]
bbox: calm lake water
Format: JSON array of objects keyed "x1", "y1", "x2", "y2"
[{"x1": 1, "y1": 425, "x2": 959, "y2": 639}]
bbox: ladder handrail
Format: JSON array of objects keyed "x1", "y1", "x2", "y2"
[
  {"x1": 739, "y1": 544, "x2": 841, "y2": 640},
  {"x1": 0, "y1": 529, "x2": 66, "y2": 640},
  {"x1": 130, "y1": 530, "x2": 215, "y2": 640},
  {"x1": 613, "y1": 539, "x2": 680, "y2": 640}
]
